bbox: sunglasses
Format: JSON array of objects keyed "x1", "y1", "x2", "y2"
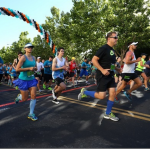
[{"x1": 109, "y1": 36, "x2": 118, "y2": 39}]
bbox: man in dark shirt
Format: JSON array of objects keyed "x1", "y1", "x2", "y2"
[
  {"x1": 144, "y1": 55, "x2": 150, "y2": 82},
  {"x1": 78, "y1": 31, "x2": 121, "y2": 121}
]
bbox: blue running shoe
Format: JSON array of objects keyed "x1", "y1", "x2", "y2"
[
  {"x1": 27, "y1": 113, "x2": 38, "y2": 121},
  {"x1": 124, "y1": 91, "x2": 132, "y2": 101}
]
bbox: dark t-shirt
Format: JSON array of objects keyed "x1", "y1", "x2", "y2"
[
  {"x1": 95, "y1": 44, "x2": 116, "y2": 76},
  {"x1": 145, "y1": 60, "x2": 150, "y2": 73}
]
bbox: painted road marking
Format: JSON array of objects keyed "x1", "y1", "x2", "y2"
[{"x1": 58, "y1": 96, "x2": 150, "y2": 122}]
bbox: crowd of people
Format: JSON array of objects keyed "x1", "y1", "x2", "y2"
[{"x1": 1, "y1": 31, "x2": 150, "y2": 122}]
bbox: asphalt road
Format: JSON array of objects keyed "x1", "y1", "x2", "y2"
[{"x1": 0, "y1": 79, "x2": 150, "y2": 148}]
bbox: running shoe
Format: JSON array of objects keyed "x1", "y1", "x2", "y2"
[
  {"x1": 124, "y1": 91, "x2": 132, "y2": 101},
  {"x1": 39, "y1": 89, "x2": 43, "y2": 93},
  {"x1": 14, "y1": 94, "x2": 22, "y2": 104},
  {"x1": 27, "y1": 113, "x2": 38, "y2": 121},
  {"x1": 114, "y1": 96, "x2": 119, "y2": 103},
  {"x1": 86, "y1": 82, "x2": 90, "y2": 85},
  {"x1": 78, "y1": 88, "x2": 87, "y2": 100},
  {"x1": 43, "y1": 84, "x2": 46, "y2": 90},
  {"x1": 52, "y1": 89, "x2": 57, "y2": 99},
  {"x1": 52, "y1": 99, "x2": 59, "y2": 104},
  {"x1": 103, "y1": 112, "x2": 119, "y2": 121},
  {"x1": 144, "y1": 87, "x2": 150, "y2": 91},
  {"x1": 48, "y1": 87, "x2": 52, "y2": 91}
]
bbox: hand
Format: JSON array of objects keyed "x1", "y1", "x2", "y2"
[
  {"x1": 136, "y1": 57, "x2": 141, "y2": 62},
  {"x1": 102, "y1": 69, "x2": 110, "y2": 76},
  {"x1": 62, "y1": 66, "x2": 67, "y2": 70},
  {"x1": 29, "y1": 67, "x2": 37, "y2": 71}
]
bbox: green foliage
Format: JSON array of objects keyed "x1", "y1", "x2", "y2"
[{"x1": 1, "y1": 0, "x2": 150, "y2": 63}]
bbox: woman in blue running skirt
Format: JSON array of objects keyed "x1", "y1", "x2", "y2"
[{"x1": 13, "y1": 43, "x2": 38, "y2": 121}]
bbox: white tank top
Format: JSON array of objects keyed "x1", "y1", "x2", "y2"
[
  {"x1": 122, "y1": 52, "x2": 136, "y2": 73},
  {"x1": 52, "y1": 57, "x2": 66, "y2": 79}
]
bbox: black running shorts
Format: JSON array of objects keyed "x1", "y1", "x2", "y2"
[
  {"x1": 121, "y1": 73, "x2": 138, "y2": 82},
  {"x1": 96, "y1": 72, "x2": 116, "y2": 92},
  {"x1": 54, "y1": 77, "x2": 64, "y2": 86}
]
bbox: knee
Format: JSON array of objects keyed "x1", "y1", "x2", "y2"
[
  {"x1": 109, "y1": 91, "x2": 116, "y2": 98},
  {"x1": 31, "y1": 94, "x2": 36, "y2": 99}
]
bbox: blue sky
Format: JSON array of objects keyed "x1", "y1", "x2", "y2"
[{"x1": 0, "y1": 0, "x2": 73, "y2": 49}]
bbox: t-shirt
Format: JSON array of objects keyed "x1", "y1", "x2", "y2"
[
  {"x1": 86, "y1": 64, "x2": 91, "y2": 73},
  {"x1": 36, "y1": 62, "x2": 44, "y2": 75},
  {"x1": 145, "y1": 60, "x2": 150, "y2": 73},
  {"x1": 44, "y1": 60, "x2": 52, "y2": 74},
  {"x1": 92, "y1": 66, "x2": 97, "y2": 73},
  {"x1": 95, "y1": 44, "x2": 116, "y2": 75},
  {"x1": 81, "y1": 62, "x2": 87, "y2": 70}
]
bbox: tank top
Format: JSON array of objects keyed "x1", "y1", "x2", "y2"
[
  {"x1": 122, "y1": 51, "x2": 136, "y2": 73},
  {"x1": 19, "y1": 55, "x2": 36, "y2": 80},
  {"x1": 52, "y1": 57, "x2": 66, "y2": 79},
  {"x1": 69, "y1": 61, "x2": 76, "y2": 72},
  {"x1": 135, "y1": 58, "x2": 145, "y2": 72}
]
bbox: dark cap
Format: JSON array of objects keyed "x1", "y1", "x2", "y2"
[{"x1": 141, "y1": 53, "x2": 147, "y2": 56}]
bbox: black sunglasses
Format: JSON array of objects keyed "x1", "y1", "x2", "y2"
[{"x1": 109, "y1": 36, "x2": 118, "y2": 39}]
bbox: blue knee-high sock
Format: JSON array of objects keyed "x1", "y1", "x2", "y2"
[
  {"x1": 84, "y1": 91, "x2": 96, "y2": 98},
  {"x1": 106, "y1": 100, "x2": 114, "y2": 115},
  {"x1": 30, "y1": 99, "x2": 36, "y2": 115}
]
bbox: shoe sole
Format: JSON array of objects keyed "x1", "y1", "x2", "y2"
[
  {"x1": 103, "y1": 116, "x2": 119, "y2": 121},
  {"x1": 52, "y1": 101, "x2": 59, "y2": 104},
  {"x1": 27, "y1": 117, "x2": 38, "y2": 121},
  {"x1": 78, "y1": 93, "x2": 82, "y2": 100}
]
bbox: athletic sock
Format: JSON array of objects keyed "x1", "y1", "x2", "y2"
[
  {"x1": 106, "y1": 100, "x2": 114, "y2": 115},
  {"x1": 84, "y1": 91, "x2": 96, "y2": 98},
  {"x1": 30, "y1": 99, "x2": 36, "y2": 115}
]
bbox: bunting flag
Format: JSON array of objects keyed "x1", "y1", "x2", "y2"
[{"x1": 0, "y1": 7, "x2": 57, "y2": 55}]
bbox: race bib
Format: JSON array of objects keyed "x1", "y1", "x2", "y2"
[{"x1": 27, "y1": 71, "x2": 34, "y2": 77}]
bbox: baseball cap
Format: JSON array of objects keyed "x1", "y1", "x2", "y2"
[
  {"x1": 37, "y1": 57, "x2": 41, "y2": 59},
  {"x1": 141, "y1": 53, "x2": 147, "y2": 56},
  {"x1": 72, "y1": 57, "x2": 76, "y2": 60},
  {"x1": 24, "y1": 43, "x2": 34, "y2": 48},
  {"x1": 128, "y1": 42, "x2": 138, "y2": 48}
]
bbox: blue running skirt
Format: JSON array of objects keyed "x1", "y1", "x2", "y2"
[{"x1": 13, "y1": 78, "x2": 38, "y2": 91}]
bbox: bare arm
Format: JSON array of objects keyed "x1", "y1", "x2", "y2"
[
  {"x1": 16, "y1": 55, "x2": 36, "y2": 72},
  {"x1": 125, "y1": 51, "x2": 140, "y2": 64}
]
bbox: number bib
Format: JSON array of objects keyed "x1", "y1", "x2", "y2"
[{"x1": 27, "y1": 71, "x2": 34, "y2": 77}]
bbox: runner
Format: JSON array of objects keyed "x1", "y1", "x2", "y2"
[
  {"x1": 13, "y1": 43, "x2": 38, "y2": 121},
  {"x1": 69, "y1": 57, "x2": 77, "y2": 88},
  {"x1": 52, "y1": 47, "x2": 68, "y2": 104},
  {"x1": 144, "y1": 55, "x2": 150, "y2": 85},
  {"x1": 9, "y1": 62, "x2": 17, "y2": 87},
  {"x1": 135, "y1": 53, "x2": 148, "y2": 91},
  {"x1": 115, "y1": 57, "x2": 122, "y2": 90},
  {"x1": 35, "y1": 57, "x2": 44, "y2": 92},
  {"x1": 91, "y1": 65, "x2": 97, "y2": 84},
  {"x1": 43, "y1": 56, "x2": 53, "y2": 91},
  {"x1": 115, "y1": 42, "x2": 142, "y2": 102},
  {"x1": 13, "y1": 51, "x2": 23, "y2": 77},
  {"x1": 78, "y1": 31, "x2": 121, "y2": 121},
  {"x1": 77, "y1": 58, "x2": 90, "y2": 85}
]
